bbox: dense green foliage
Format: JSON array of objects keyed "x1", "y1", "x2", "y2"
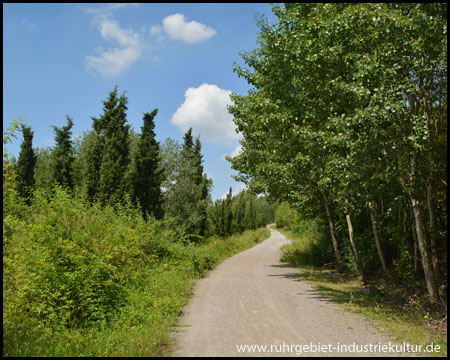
[
  {"x1": 227, "y1": 3, "x2": 447, "y2": 304},
  {"x1": 164, "y1": 129, "x2": 212, "y2": 237},
  {"x1": 3, "y1": 185, "x2": 270, "y2": 356},
  {"x1": 50, "y1": 115, "x2": 74, "y2": 191},
  {"x1": 130, "y1": 109, "x2": 163, "y2": 219},
  {"x1": 3, "y1": 84, "x2": 275, "y2": 356},
  {"x1": 95, "y1": 86, "x2": 131, "y2": 206},
  {"x1": 206, "y1": 188, "x2": 277, "y2": 238},
  {"x1": 15, "y1": 124, "x2": 36, "y2": 203}
]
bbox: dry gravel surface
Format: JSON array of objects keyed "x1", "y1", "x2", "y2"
[{"x1": 171, "y1": 227, "x2": 411, "y2": 357}]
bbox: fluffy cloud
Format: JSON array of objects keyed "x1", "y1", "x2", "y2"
[
  {"x1": 84, "y1": 17, "x2": 142, "y2": 78},
  {"x1": 171, "y1": 84, "x2": 241, "y2": 145},
  {"x1": 162, "y1": 14, "x2": 216, "y2": 44}
]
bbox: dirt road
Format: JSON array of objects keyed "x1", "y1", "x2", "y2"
[{"x1": 171, "y1": 227, "x2": 408, "y2": 357}]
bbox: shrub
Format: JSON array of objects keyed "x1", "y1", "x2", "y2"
[{"x1": 281, "y1": 218, "x2": 334, "y2": 267}]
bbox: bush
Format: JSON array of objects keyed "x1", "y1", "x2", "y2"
[
  {"x1": 274, "y1": 202, "x2": 295, "y2": 230},
  {"x1": 281, "y1": 218, "x2": 335, "y2": 267}
]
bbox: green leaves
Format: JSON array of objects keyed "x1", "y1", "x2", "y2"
[
  {"x1": 164, "y1": 128, "x2": 210, "y2": 237},
  {"x1": 227, "y1": 3, "x2": 446, "y2": 293}
]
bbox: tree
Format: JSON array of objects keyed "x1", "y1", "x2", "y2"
[
  {"x1": 234, "y1": 190, "x2": 246, "y2": 233},
  {"x1": 227, "y1": 3, "x2": 446, "y2": 303},
  {"x1": 81, "y1": 129, "x2": 102, "y2": 201},
  {"x1": 159, "y1": 137, "x2": 183, "y2": 215},
  {"x1": 224, "y1": 187, "x2": 233, "y2": 236},
  {"x1": 165, "y1": 128, "x2": 211, "y2": 236},
  {"x1": 34, "y1": 147, "x2": 53, "y2": 192},
  {"x1": 131, "y1": 109, "x2": 163, "y2": 218},
  {"x1": 194, "y1": 138, "x2": 211, "y2": 236},
  {"x1": 86, "y1": 86, "x2": 131, "y2": 206},
  {"x1": 3, "y1": 118, "x2": 24, "y2": 199},
  {"x1": 16, "y1": 125, "x2": 37, "y2": 203},
  {"x1": 244, "y1": 197, "x2": 257, "y2": 231},
  {"x1": 50, "y1": 115, "x2": 74, "y2": 191}
]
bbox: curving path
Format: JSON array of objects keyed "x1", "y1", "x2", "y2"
[{"x1": 171, "y1": 227, "x2": 409, "y2": 357}]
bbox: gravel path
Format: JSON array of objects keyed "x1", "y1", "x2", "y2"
[{"x1": 171, "y1": 228, "x2": 410, "y2": 357}]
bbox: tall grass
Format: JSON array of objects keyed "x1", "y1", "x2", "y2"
[
  {"x1": 3, "y1": 187, "x2": 270, "y2": 356},
  {"x1": 279, "y1": 218, "x2": 335, "y2": 268}
]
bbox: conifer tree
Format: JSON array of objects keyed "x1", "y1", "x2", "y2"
[
  {"x1": 81, "y1": 130, "x2": 102, "y2": 201},
  {"x1": 16, "y1": 124, "x2": 36, "y2": 203},
  {"x1": 235, "y1": 190, "x2": 246, "y2": 233},
  {"x1": 132, "y1": 109, "x2": 163, "y2": 218},
  {"x1": 244, "y1": 197, "x2": 257, "y2": 230},
  {"x1": 224, "y1": 187, "x2": 233, "y2": 236},
  {"x1": 50, "y1": 115, "x2": 74, "y2": 191},
  {"x1": 85, "y1": 86, "x2": 130, "y2": 205},
  {"x1": 193, "y1": 137, "x2": 210, "y2": 236},
  {"x1": 166, "y1": 128, "x2": 210, "y2": 236}
]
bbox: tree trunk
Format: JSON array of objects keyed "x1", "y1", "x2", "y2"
[
  {"x1": 412, "y1": 217, "x2": 420, "y2": 280},
  {"x1": 321, "y1": 191, "x2": 343, "y2": 272},
  {"x1": 368, "y1": 202, "x2": 388, "y2": 274},
  {"x1": 411, "y1": 197, "x2": 439, "y2": 304},
  {"x1": 426, "y1": 181, "x2": 439, "y2": 283},
  {"x1": 397, "y1": 174, "x2": 439, "y2": 304},
  {"x1": 345, "y1": 213, "x2": 365, "y2": 283}
]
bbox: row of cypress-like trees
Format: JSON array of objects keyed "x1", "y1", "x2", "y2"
[{"x1": 7, "y1": 86, "x2": 275, "y2": 239}]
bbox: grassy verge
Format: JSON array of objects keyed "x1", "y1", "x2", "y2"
[
  {"x1": 3, "y1": 188, "x2": 271, "y2": 357},
  {"x1": 276, "y1": 226, "x2": 447, "y2": 357}
]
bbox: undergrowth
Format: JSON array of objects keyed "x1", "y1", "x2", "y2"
[{"x1": 3, "y1": 187, "x2": 270, "y2": 356}]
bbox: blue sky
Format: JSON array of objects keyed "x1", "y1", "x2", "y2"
[{"x1": 3, "y1": 3, "x2": 278, "y2": 201}]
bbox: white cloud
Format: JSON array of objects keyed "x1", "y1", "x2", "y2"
[
  {"x1": 162, "y1": 14, "x2": 216, "y2": 44},
  {"x1": 97, "y1": 17, "x2": 140, "y2": 48},
  {"x1": 171, "y1": 84, "x2": 241, "y2": 145},
  {"x1": 150, "y1": 25, "x2": 162, "y2": 36},
  {"x1": 84, "y1": 16, "x2": 142, "y2": 78},
  {"x1": 84, "y1": 3, "x2": 139, "y2": 16}
]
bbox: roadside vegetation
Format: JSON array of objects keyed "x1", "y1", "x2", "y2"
[
  {"x1": 3, "y1": 186, "x2": 270, "y2": 356},
  {"x1": 275, "y1": 210, "x2": 446, "y2": 357},
  {"x1": 3, "y1": 87, "x2": 274, "y2": 356}
]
